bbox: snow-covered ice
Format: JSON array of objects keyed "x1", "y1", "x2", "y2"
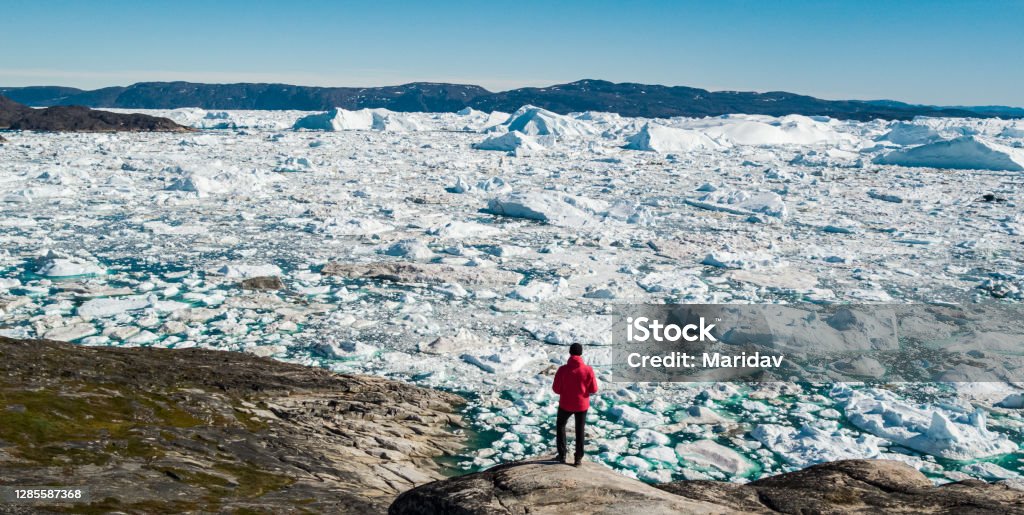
[{"x1": 2, "y1": 108, "x2": 1023, "y2": 485}]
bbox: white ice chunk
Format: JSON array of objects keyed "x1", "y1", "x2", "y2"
[
  {"x1": 35, "y1": 251, "x2": 105, "y2": 277},
  {"x1": 78, "y1": 296, "x2": 150, "y2": 320},
  {"x1": 637, "y1": 271, "x2": 708, "y2": 296},
  {"x1": 218, "y1": 264, "x2": 283, "y2": 279},
  {"x1": 752, "y1": 422, "x2": 885, "y2": 468},
  {"x1": 841, "y1": 387, "x2": 1019, "y2": 460},
  {"x1": 473, "y1": 131, "x2": 547, "y2": 154},
  {"x1": 609, "y1": 405, "x2": 665, "y2": 428},
  {"x1": 486, "y1": 191, "x2": 604, "y2": 228},
  {"x1": 522, "y1": 315, "x2": 613, "y2": 346},
  {"x1": 510, "y1": 278, "x2": 570, "y2": 302},
  {"x1": 690, "y1": 188, "x2": 788, "y2": 219},
  {"x1": 461, "y1": 345, "x2": 547, "y2": 374},
  {"x1": 675, "y1": 440, "x2": 755, "y2": 476}
]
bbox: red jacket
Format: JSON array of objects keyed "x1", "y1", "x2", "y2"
[{"x1": 552, "y1": 355, "x2": 599, "y2": 411}]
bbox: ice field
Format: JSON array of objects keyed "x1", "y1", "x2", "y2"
[{"x1": 2, "y1": 105, "x2": 1024, "y2": 484}]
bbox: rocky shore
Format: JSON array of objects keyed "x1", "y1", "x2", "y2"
[
  {"x1": 0, "y1": 337, "x2": 465, "y2": 513},
  {"x1": 391, "y1": 458, "x2": 1024, "y2": 514},
  {"x1": 2, "y1": 337, "x2": 1023, "y2": 514}
]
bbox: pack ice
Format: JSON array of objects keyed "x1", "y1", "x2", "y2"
[{"x1": 2, "y1": 106, "x2": 1023, "y2": 486}]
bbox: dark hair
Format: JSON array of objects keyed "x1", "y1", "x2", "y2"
[{"x1": 569, "y1": 343, "x2": 583, "y2": 356}]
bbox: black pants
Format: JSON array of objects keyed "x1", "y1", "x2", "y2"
[{"x1": 556, "y1": 408, "x2": 587, "y2": 459}]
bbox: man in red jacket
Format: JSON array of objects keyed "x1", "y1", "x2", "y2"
[{"x1": 552, "y1": 343, "x2": 598, "y2": 466}]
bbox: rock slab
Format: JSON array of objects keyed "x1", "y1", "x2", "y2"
[{"x1": 391, "y1": 458, "x2": 1024, "y2": 514}]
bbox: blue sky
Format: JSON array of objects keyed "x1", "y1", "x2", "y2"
[{"x1": 3, "y1": 0, "x2": 1023, "y2": 105}]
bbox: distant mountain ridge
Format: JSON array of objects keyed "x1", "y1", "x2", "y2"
[
  {"x1": 863, "y1": 99, "x2": 1024, "y2": 118},
  {"x1": 2, "y1": 80, "x2": 1017, "y2": 121}
]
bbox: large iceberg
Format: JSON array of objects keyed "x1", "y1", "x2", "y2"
[
  {"x1": 699, "y1": 115, "x2": 849, "y2": 146},
  {"x1": 873, "y1": 136, "x2": 1024, "y2": 171},
  {"x1": 876, "y1": 122, "x2": 943, "y2": 146},
  {"x1": 293, "y1": 108, "x2": 420, "y2": 131},
  {"x1": 498, "y1": 105, "x2": 598, "y2": 138},
  {"x1": 625, "y1": 124, "x2": 725, "y2": 152}
]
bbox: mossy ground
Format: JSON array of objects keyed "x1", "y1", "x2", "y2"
[{"x1": 0, "y1": 378, "x2": 296, "y2": 512}]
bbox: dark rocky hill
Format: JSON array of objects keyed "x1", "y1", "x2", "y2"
[
  {"x1": 0, "y1": 95, "x2": 189, "y2": 132},
  {"x1": 1, "y1": 79, "x2": 1005, "y2": 121},
  {"x1": 0, "y1": 95, "x2": 34, "y2": 127}
]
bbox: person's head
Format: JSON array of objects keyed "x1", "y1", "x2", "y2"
[{"x1": 569, "y1": 343, "x2": 583, "y2": 356}]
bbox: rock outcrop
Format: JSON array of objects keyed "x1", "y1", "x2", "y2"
[
  {"x1": 391, "y1": 458, "x2": 1024, "y2": 514},
  {"x1": 239, "y1": 275, "x2": 285, "y2": 290},
  {"x1": 0, "y1": 337, "x2": 466, "y2": 513},
  {"x1": 0, "y1": 94, "x2": 188, "y2": 132}
]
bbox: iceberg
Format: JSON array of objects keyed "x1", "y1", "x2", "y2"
[
  {"x1": 461, "y1": 346, "x2": 547, "y2": 374},
  {"x1": 873, "y1": 136, "x2": 1024, "y2": 171},
  {"x1": 293, "y1": 108, "x2": 420, "y2": 131},
  {"x1": 876, "y1": 122, "x2": 942, "y2": 146},
  {"x1": 700, "y1": 115, "x2": 848, "y2": 146},
  {"x1": 217, "y1": 264, "x2": 283, "y2": 279},
  {"x1": 486, "y1": 191, "x2": 604, "y2": 228},
  {"x1": 473, "y1": 131, "x2": 546, "y2": 154},
  {"x1": 34, "y1": 251, "x2": 105, "y2": 278},
  {"x1": 609, "y1": 405, "x2": 665, "y2": 428},
  {"x1": 500, "y1": 105, "x2": 598, "y2": 138},
  {"x1": 624, "y1": 124, "x2": 725, "y2": 152}
]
